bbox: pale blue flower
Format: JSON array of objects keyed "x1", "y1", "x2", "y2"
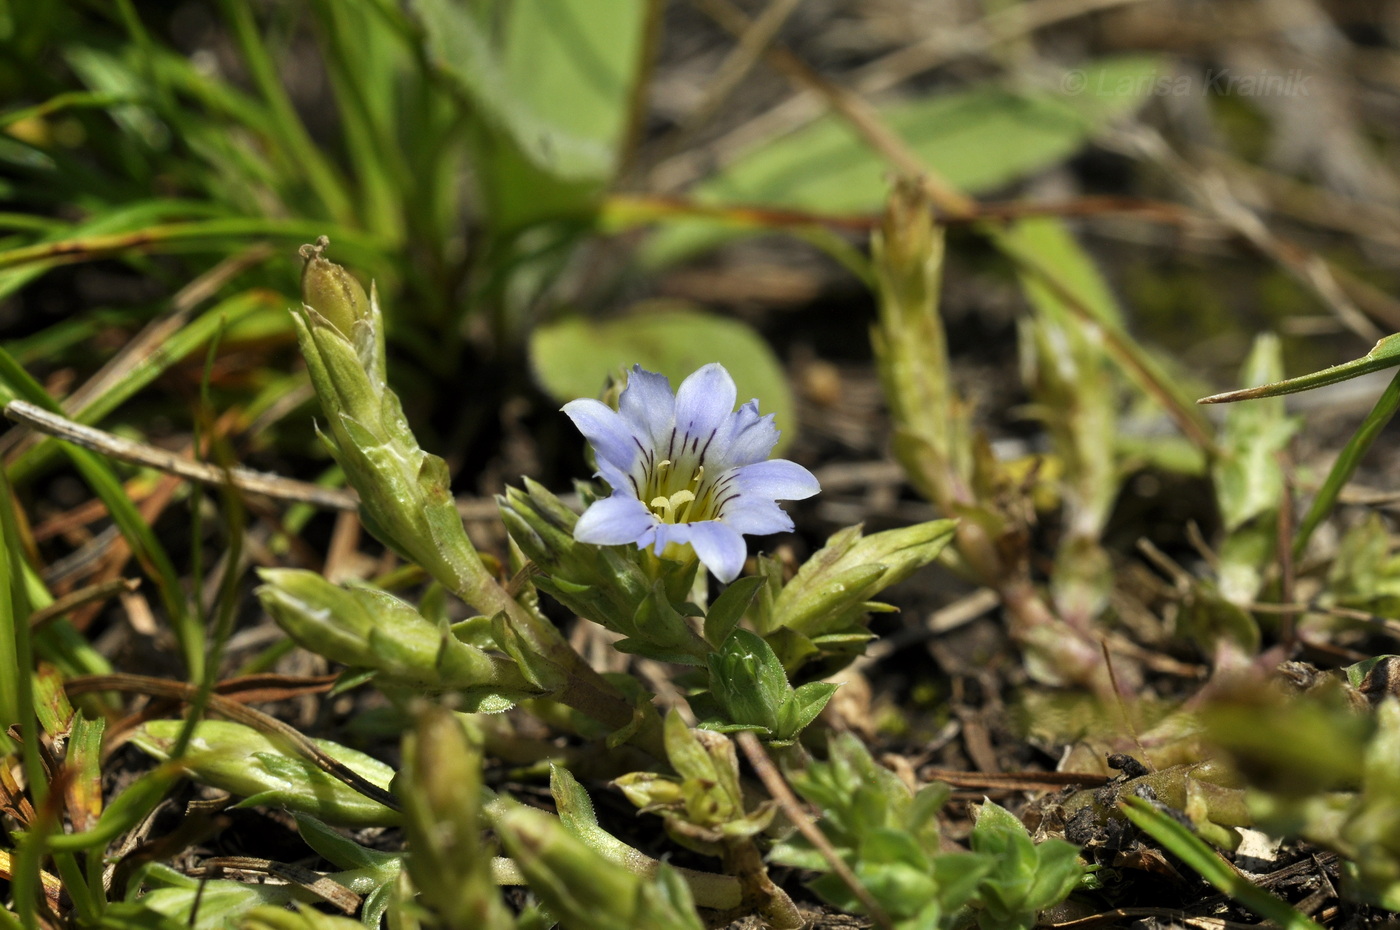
[{"x1": 563, "y1": 363, "x2": 820, "y2": 582}]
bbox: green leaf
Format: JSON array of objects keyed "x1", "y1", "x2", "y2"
[
  {"x1": 703, "y1": 576, "x2": 763, "y2": 648},
  {"x1": 295, "y1": 814, "x2": 402, "y2": 872},
  {"x1": 644, "y1": 56, "x2": 1161, "y2": 264},
  {"x1": 770, "y1": 520, "x2": 956, "y2": 639},
  {"x1": 778, "y1": 681, "x2": 840, "y2": 741},
  {"x1": 530, "y1": 305, "x2": 796, "y2": 450},
  {"x1": 970, "y1": 802, "x2": 1084, "y2": 930},
  {"x1": 549, "y1": 762, "x2": 743, "y2": 912},
  {"x1": 138, "y1": 877, "x2": 294, "y2": 930},
  {"x1": 1212, "y1": 334, "x2": 1298, "y2": 532},
  {"x1": 1000, "y1": 216, "x2": 1211, "y2": 463},
  {"x1": 95, "y1": 902, "x2": 194, "y2": 930},
  {"x1": 129, "y1": 720, "x2": 399, "y2": 826},
  {"x1": 410, "y1": 0, "x2": 647, "y2": 229}
]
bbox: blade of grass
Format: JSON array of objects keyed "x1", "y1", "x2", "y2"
[
  {"x1": 0, "y1": 91, "x2": 129, "y2": 129},
  {"x1": 0, "y1": 468, "x2": 44, "y2": 929},
  {"x1": 1292, "y1": 368, "x2": 1400, "y2": 557},
  {"x1": 0, "y1": 217, "x2": 385, "y2": 276},
  {"x1": 1119, "y1": 796, "x2": 1324, "y2": 930},
  {"x1": 170, "y1": 322, "x2": 248, "y2": 769},
  {"x1": 43, "y1": 766, "x2": 183, "y2": 854},
  {"x1": 1199, "y1": 332, "x2": 1400, "y2": 405},
  {"x1": 309, "y1": 0, "x2": 407, "y2": 243},
  {"x1": 6, "y1": 289, "x2": 282, "y2": 484},
  {"x1": 216, "y1": 0, "x2": 354, "y2": 226}
]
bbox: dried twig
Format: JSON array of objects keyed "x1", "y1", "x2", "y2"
[{"x1": 4, "y1": 400, "x2": 358, "y2": 511}]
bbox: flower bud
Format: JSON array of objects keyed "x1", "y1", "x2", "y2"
[
  {"x1": 300, "y1": 236, "x2": 370, "y2": 340},
  {"x1": 698, "y1": 630, "x2": 835, "y2": 745},
  {"x1": 256, "y1": 569, "x2": 533, "y2": 710},
  {"x1": 291, "y1": 243, "x2": 485, "y2": 604}
]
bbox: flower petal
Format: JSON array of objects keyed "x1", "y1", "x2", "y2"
[
  {"x1": 593, "y1": 457, "x2": 637, "y2": 499},
  {"x1": 665, "y1": 521, "x2": 748, "y2": 583},
  {"x1": 672, "y1": 363, "x2": 737, "y2": 451},
  {"x1": 717, "y1": 401, "x2": 781, "y2": 468},
  {"x1": 719, "y1": 497, "x2": 794, "y2": 536},
  {"x1": 618, "y1": 365, "x2": 675, "y2": 446},
  {"x1": 575, "y1": 494, "x2": 656, "y2": 546},
  {"x1": 733, "y1": 459, "x2": 820, "y2": 501},
  {"x1": 562, "y1": 399, "x2": 638, "y2": 472}
]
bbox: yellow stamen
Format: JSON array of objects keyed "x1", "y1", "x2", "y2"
[{"x1": 650, "y1": 489, "x2": 697, "y2": 523}]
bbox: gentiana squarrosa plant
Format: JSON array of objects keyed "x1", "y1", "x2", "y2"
[{"x1": 192, "y1": 241, "x2": 1073, "y2": 928}]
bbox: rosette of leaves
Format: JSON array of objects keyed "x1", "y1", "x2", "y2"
[{"x1": 772, "y1": 734, "x2": 1085, "y2": 930}]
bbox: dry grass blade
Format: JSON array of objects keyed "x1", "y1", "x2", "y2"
[{"x1": 0, "y1": 850, "x2": 64, "y2": 909}]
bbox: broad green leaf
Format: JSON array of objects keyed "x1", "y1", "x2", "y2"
[
  {"x1": 644, "y1": 55, "x2": 1161, "y2": 264},
  {"x1": 138, "y1": 879, "x2": 294, "y2": 930},
  {"x1": 411, "y1": 0, "x2": 647, "y2": 229},
  {"x1": 529, "y1": 305, "x2": 796, "y2": 449}
]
